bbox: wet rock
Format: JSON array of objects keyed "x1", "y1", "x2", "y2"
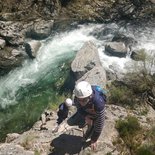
[
  {"x1": 11, "y1": 49, "x2": 22, "y2": 57},
  {"x1": 112, "y1": 33, "x2": 137, "y2": 47},
  {"x1": 25, "y1": 40, "x2": 41, "y2": 58},
  {"x1": 0, "y1": 38, "x2": 6, "y2": 49},
  {"x1": 105, "y1": 42, "x2": 128, "y2": 57}
]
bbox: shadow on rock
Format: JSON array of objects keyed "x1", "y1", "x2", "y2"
[{"x1": 49, "y1": 134, "x2": 91, "y2": 155}]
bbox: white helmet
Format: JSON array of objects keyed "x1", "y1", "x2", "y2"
[
  {"x1": 65, "y1": 98, "x2": 73, "y2": 107},
  {"x1": 74, "y1": 81, "x2": 92, "y2": 98}
]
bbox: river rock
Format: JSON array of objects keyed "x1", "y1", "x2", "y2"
[
  {"x1": 25, "y1": 40, "x2": 41, "y2": 58},
  {"x1": 0, "y1": 38, "x2": 6, "y2": 49},
  {"x1": 25, "y1": 19, "x2": 54, "y2": 40},
  {"x1": 11, "y1": 49, "x2": 22, "y2": 57},
  {"x1": 150, "y1": 0, "x2": 155, "y2": 3},
  {"x1": 0, "y1": 21, "x2": 25, "y2": 46},
  {"x1": 105, "y1": 42, "x2": 128, "y2": 57},
  {"x1": 112, "y1": 33, "x2": 137, "y2": 47},
  {"x1": 71, "y1": 41, "x2": 101, "y2": 80}
]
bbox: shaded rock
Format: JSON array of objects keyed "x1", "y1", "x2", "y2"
[
  {"x1": 0, "y1": 47, "x2": 25, "y2": 76},
  {"x1": 0, "y1": 19, "x2": 54, "y2": 47},
  {"x1": 11, "y1": 49, "x2": 22, "y2": 57},
  {"x1": 77, "y1": 66, "x2": 107, "y2": 88},
  {"x1": 0, "y1": 38, "x2": 6, "y2": 49},
  {"x1": 112, "y1": 33, "x2": 137, "y2": 47},
  {"x1": 0, "y1": 21, "x2": 25, "y2": 46},
  {"x1": 25, "y1": 40, "x2": 41, "y2": 58},
  {"x1": 130, "y1": 49, "x2": 147, "y2": 61},
  {"x1": 105, "y1": 42, "x2": 128, "y2": 57},
  {"x1": 150, "y1": 0, "x2": 155, "y2": 3},
  {"x1": 71, "y1": 41, "x2": 101, "y2": 80},
  {"x1": 0, "y1": 0, "x2": 60, "y2": 21},
  {"x1": 152, "y1": 86, "x2": 155, "y2": 98},
  {"x1": 58, "y1": 0, "x2": 155, "y2": 23},
  {"x1": 25, "y1": 19, "x2": 54, "y2": 40}
]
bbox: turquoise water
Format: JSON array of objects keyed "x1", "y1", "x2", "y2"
[
  {"x1": 0, "y1": 22, "x2": 155, "y2": 141},
  {"x1": 0, "y1": 56, "x2": 74, "y2": 141}
]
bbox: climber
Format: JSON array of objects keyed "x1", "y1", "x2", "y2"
[
  {"x1": 52, "y1": 98, "x2": 73, "y2": 133},
  {"x1": 67, "y1": 81, "x2": 106, "y2": 150}
]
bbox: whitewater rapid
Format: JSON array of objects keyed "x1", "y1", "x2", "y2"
[{"x1": 0, "y1": 22, "x2": 155, "y2": 108}]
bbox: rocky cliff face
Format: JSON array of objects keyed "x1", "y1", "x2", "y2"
[
  {"x1": 0, "y1": 104, "x2": 155, "y2": 155},
  {"x1": 58, "y1": 0, "x2": 155, "y2": 23}
]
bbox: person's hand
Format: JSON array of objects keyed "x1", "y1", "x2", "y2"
[
  {"x1": 52, "y1": 125, "x2": 59, "y2": 133},
  {"x1": 85, "y1": 115, "x2": 93, "y2": 126},
  {"x1": 90, "y1": 141, "x2": 97, "y2": 151}
]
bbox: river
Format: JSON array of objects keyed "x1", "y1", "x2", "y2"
[{"x1": 0, "y1": 22, "x2": 155, "y2": 141}]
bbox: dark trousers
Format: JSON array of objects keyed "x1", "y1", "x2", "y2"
[{"x1": 67, "y1": 112, "x2": 86, "y2": 128}]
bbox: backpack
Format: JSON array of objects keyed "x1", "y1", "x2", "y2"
[{"x1": 92, "y1": 85, "x2": 107, "y2": 101}]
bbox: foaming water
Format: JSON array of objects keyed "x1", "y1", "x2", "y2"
[
  {"x1": 0, "y1": 23, "x2": 155, "y2": 108},
  {"x1": 1, "y1": 22, "x2": 155, "y2": 141}
]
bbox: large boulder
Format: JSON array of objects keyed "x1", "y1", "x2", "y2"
[
  {"x1": 71, "y1": 41, "x2": 101, "y2": 80},
  {"x1": 77, "y1": 66, "x2": 107, "y2": 89},
  {"x1": 105, "y1": 42, "x2": 128, "y2": 58},
  {"x1": 0, "y1": 20, "x2": 54, "y2": 46},
  {"x1": 0, "y1": 21, "x2": 25, "y2": 46},
  {"x1": 112, "y1": 33, "x2": 137, "y2": 48},
  {"x1": 25, "y1": 19, "x2": 54, "y2": 40},
  {"x1": 0, "y1": 47, "x2": 24, "y2": 76}
]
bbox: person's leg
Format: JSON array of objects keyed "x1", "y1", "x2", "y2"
[{"x1": 67, "y1": 112, "x2": 85, "y2": 127}]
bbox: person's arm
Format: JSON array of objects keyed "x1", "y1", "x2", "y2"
[
  {"x1": 53, "y1": 103, "x2": 68, "y2": 133},
  {"x1": 90, "y1": 98, "x2": 105, "y2": 143},
  {"x1": 57, "y1": 103, "x2": 69, "y2": 125}
]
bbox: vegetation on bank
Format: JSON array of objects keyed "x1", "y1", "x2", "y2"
[
  {"x1": 115, "y1": 116, "x2": 155, "y2": 155},
  {"x1": 108, "y1": 50, "x2": 155, "y2": 154},
  {"x1": 109, "y1": 49, "x2": 155, "y2": 109}
]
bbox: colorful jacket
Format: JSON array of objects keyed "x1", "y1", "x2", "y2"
[{"x1": 74, "y1": 85, "x2": 106, "y2": 142}]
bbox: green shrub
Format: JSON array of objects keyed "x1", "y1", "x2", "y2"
[
  {"x1": 116, "y1": 116, "x2": 142, "y2": 153},
  {"x1": 34, "y1": 150, "x2": 41, "y2": 155},
  {"x1": 109, "y1": 85, "x2": 136, "y2": 108},
  {"x1": 146, "y1": 126, "x2": 155, "y2": 148},
  {"x1": 116, "y1": 116, "x2": 141, "y2": 137},
  {"x1": 124, "y1": 49, "x2": 155, "y2": 94},
  {"x1": 136, "y1": 145, "x2": 155, "y2": 155}
]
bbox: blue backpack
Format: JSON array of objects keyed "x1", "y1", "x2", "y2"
[{"x1": 92, "y1": 85, "x2": 107, "y2": 101}]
